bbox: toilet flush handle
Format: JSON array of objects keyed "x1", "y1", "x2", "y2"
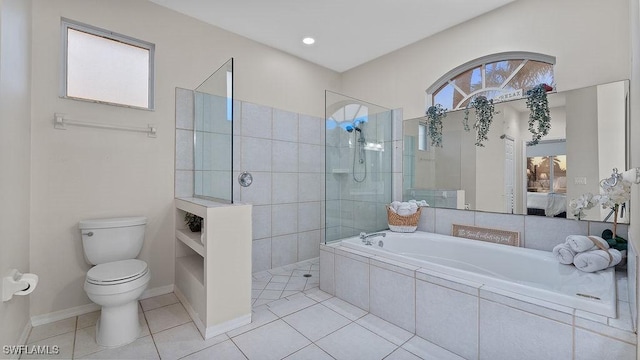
[{"x1": 83, "y1": 232, "x2": 94, "y2": 237}]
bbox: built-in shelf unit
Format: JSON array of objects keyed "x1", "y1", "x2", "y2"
[{"x1": 174, "y1": 197, "x2": 252, "y2": 339}]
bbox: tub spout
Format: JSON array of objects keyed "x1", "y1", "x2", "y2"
[{"x1": 360, "y1": 232, "x2": 386, "y2": 245}]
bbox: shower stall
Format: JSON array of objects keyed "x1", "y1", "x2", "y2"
[{"x1": 325, "y1": 91, "x2": 393, "y2": 243}]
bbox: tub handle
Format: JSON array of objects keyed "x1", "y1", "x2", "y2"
[{"x1": 83, "y1": 232, "x2": 93, "y2": 237}]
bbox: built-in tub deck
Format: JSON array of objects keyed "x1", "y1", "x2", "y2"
[
  {"x1": 320, "y1": 230, "x2": 636, "y2": 360},
  {"x1": 340, "y1": 230, "x2": 615, "y2": 317}
]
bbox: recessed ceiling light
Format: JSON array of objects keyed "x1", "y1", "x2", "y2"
[{"x1": 302, "y1": 37, "x2": 315, "y2": 45}]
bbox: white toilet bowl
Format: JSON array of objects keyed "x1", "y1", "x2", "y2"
[{"x1": 84, "y1": 259, "x2": 150, "y2": 347}]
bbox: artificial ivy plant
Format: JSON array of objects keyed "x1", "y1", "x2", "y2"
[
  {"x1": 463, "y1": 95, "x2": 495, "y2": 147},
  {"x1": 426, "y1": 104, "x2": 447, "y2": 147},
  {"x1": 526, "y1": 83, "x2": 553, "y2": 145}
]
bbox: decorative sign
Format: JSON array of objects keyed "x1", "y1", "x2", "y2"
[
  {"x1": 494, "y1": 89, "x2": 523, "y2": 103},
  {"x1": 451, "y1": 224, "x2": 520, "y2": 247}
]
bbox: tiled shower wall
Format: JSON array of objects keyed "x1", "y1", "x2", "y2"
[{"x1": 175, "y1": 88, "x2": 325, "y2": 272}]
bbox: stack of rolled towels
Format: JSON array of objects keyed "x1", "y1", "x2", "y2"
[
  {"x1": 389, "y1": 200, "x2": 428, "y2": 216},
  {"x1": 553, "y1": 235, "x2": 622, "y2": 272}
]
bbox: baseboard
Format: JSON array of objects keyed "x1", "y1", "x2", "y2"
[
  {"x1": 204, "y1": 314, "x2": 251, "y2": 339},
  {"x1": 30, "y1": 302, "x2": 100, "y2": 327},
  {"x1": 140, "y1": 284, "x2": 174, "y2": 300},
  {"x1": 30, "y1": 284, "x2": 175, "y2": 327}
]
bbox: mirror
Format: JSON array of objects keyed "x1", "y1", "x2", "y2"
[
  {"x1": 403, "y1": 80, "x2": 629, "y2": 223},
  {"x1": 193, "y1": 58, "x2": 234, "y2": 202}
]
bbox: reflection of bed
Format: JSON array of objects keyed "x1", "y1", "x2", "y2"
[{"x1": 527, "y1": 192, "x2": 567, "y2": 217}]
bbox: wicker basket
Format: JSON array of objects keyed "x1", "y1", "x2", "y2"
[{"x1": 387, "y1": 205, "x2": 422, "y2": 233}]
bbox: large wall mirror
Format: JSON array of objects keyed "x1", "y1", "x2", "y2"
[{"x1": 403, "y1": 80, "x2": 629, "y2": 223}]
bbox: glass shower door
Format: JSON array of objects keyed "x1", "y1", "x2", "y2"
[{"x1": 325, "y1": 91, "x2": 393, "y2": 243}]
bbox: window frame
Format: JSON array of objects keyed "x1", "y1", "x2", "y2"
[
  {"x1": 426, "y1": 51, "x2": 555, "y2": 109},
  {"x1": 60, "y1": 18, "x2": 155, "y2": 110}
]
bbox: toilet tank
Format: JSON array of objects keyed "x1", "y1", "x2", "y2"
[{"x1": 79, "y1": 216, "x2": 147, "y2": 265}]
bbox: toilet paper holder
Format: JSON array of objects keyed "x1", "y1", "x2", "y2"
[{"x1": 2, "y1": 269, "x2": 38, "y2": 302}]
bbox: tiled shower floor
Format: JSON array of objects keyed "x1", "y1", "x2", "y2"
[{"x1": 21, "y1": 258, "x2": 463, "y2": 359}]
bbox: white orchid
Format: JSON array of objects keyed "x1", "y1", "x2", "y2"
[
  {"x1": 569, "y1": 192, "x2": 596, "y2": 219},
  {"x1": 570, "y1": 180, "x2": 632, "y2": 220}
]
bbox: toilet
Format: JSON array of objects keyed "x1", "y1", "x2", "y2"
[{"x1": 79, "y1": 216, "x2": 151, "y2": 347}]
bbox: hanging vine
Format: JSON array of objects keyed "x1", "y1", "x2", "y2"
[
  {"x1": 426, "y1": 104, "x2": 447, "y2": 147},
  {"x1": 526, "y1": 84, "x2": 552, "y2": 146},
  {"x1": 463, "y1": 95, "x2": 495, "y2": 147}
]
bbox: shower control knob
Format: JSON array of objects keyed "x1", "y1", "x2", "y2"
[{"x1": 238, "y1": 171, "x2": 253, "y2": 187}]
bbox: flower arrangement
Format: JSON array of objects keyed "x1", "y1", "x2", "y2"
[
  {"x1": 463, "y1": 95, "x2": 495, "y2": 147},
  {"x1": 426, "y1": 104, "x2": 447, "y2": 147},
  {"x1": 526, "y1": 84, "x2": 553, "y2": 146},
  {"x1": 569, "y1": 174, "x2": 631, "y2": 250}
]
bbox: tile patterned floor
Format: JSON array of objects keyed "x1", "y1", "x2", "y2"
[{"x1": 21, "y1": 258, "x2": 463, "y2": 360}]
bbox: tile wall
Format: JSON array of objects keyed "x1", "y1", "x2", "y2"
[
  {"x1": 320, "y1": 240, "x2": 637, "y2": 360},
  {"x1": 175, "y1": 88, "x2": 325, "y2": 272}
]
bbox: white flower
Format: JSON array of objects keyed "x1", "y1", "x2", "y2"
[{"x1": 569, "y1": 192, "x2": 596, "y2": 218}]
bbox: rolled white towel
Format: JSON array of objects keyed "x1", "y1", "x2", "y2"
[
  {"x1": 552, "y1": 243, "x2": 576, "y2": 265},
  {"x1": 573, "y1": 249, "x2": 622, "y2": 272},
  {"x1": 566, "y1": 235, "x2": 609, "y2": 253},
  {"x1": 390, "y1": 201, "x2": 402, "y2": 213}
]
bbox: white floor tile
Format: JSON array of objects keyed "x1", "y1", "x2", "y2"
[
  {"x1": 73, "y1": 326, "x2": 107, "y2": 358},
  {"x1": 267, "y1": 293, "x2": 316, "y2": 317},
  {"x1": 252, "y1": 280, "x2": 269, "y2": 290},
  {"x1": 281, "y1": 290, "x2": 301, "y2": 297},
  {"x1": 321, "y1": 297, "x2": 367, "y2": 321},
  {"x1": 140, "y1": 293, "x2": 179, "y2": 311},
  {"x1": 284, "y1": 344, "x2": 334, "y2": 360},
  {"x1": 259, "y1": 289, "x2": 283, "y2": 300},
  {"x1": 356, "y1": 314, "x2": 414, "y2": 346},
  {"x1": 144, "y1": 302, "x2": 191, "y2": 334},
  {"x1": 385, "y1": 347, "x2": 424, "y2": 360},
  {"x1": 265, "y1": 282, "x2": 287, "y2": 291},
  {"x1": 402, "y1": 336, "x2": 465, "y2": 360},
  {"x1": 270, "y1": 275, "x2": 291, "y2": 283},
  {"x1": 78, "y1": 335, "x2": 159, "y2": 360},
  {"x1": 283, "y1": 303, "x2": 351, "y2": 341},
  {"x1": 304, "y1": 288, "x2": 333, "y2": 302},
  {"x1": 77, "y1": 311, "x2": 100, "y2": 330},
  {"x1": 20, "y1": 331, "x2": 75, "y2": 360},
  {"x1": 153, "y1": 322, "x2": 228, "y2": 360},
  {"x1": 181, "y1": 339, "x2": 247, "y2": 360},
  {"x1": 226, "y1": 307, "x2": 279, "y2": 338},
  {"x1": 315, "y1": 323, "x2": 397, "y2": 360},
  {"x1": 27, "y1": 317, "x2": 76, "y2": 343},
  {"x1": 232, "y1": 320, "x2": 310, "y2": 360}
]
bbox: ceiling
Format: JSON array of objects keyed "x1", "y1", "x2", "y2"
[{"x1": 149, "y1": 0, "x2": 516, "y2": 73}]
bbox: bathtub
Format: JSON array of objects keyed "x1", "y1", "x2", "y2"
[{"x1": 340, "y1": 230, "x2": 616, "y2": 317}]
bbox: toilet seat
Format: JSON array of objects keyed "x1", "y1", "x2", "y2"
[{"x1": 87, "y1": 259, "x2": 148, "y2": 286}]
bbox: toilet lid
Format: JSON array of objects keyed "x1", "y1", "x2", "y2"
[{"x1": 87, "y1": 259, "x2": 148, "y2": 285}]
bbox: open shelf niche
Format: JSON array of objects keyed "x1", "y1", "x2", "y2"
[{"x1": 174, "y1": 197, "x2": 252, "y2": 339}]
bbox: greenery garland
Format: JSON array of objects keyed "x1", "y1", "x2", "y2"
[
  {"x1": 426, "y1": 104, "x2": 447, "y2": 147},
  {"x1": 463, "y1": 95, "x2": 495, "y2": 147},
  {"x1": 526, "y1": 84, "x2": 552, "y2": 146}
]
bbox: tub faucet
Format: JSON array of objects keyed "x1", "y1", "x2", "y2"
[{"x1": 360, "y1": 232, "x2": 386, "y2": 245}]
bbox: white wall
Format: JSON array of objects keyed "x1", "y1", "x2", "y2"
[
  {"x1": 341, "y1": 0, "x2": 630, "y2": 120},
  {"x1": 28, "y1": 0, "x2": 340, "y2": 318},
  {"x1": 628, "y1": 0, "x2": 640, "y2": 351},
  {"x1": 0, "y1": 0, "x2": 32, "y2": 347}
]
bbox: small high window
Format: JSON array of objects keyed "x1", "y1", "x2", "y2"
[
  {"x1": 428, "y1": 52, "x2": 555, "y2": 110},
  {"x1": 61, "y1": 19, "x2": 155, "y2": 109}
]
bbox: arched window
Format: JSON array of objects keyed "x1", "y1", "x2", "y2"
[{"x1": 427, "y1": 52, "x2": 555, "y2": 110}]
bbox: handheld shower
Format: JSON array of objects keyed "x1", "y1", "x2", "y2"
[{"x1": 349, "y1": 124, "x2": 366, "y2": 182}]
